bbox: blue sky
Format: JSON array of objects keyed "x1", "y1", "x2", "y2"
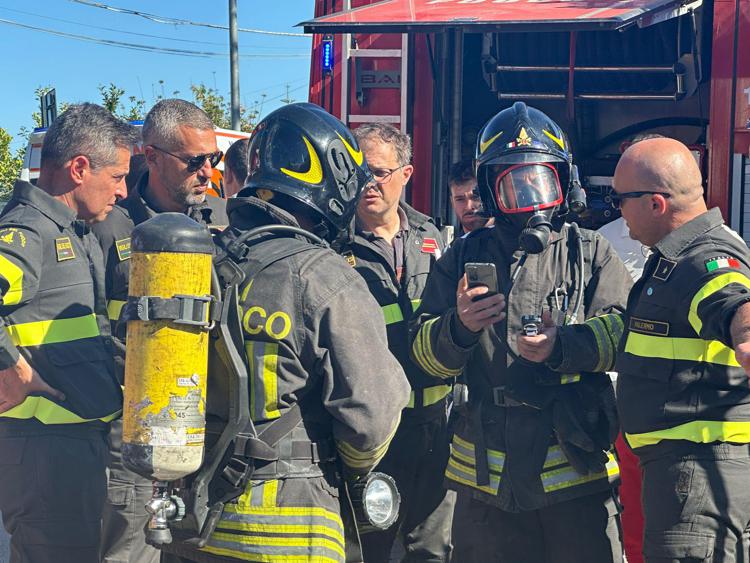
[{"x1": 0, "y1": 1, "x2": 315, "y2": 149}]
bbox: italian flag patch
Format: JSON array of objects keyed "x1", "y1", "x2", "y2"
[{"x1": 705, "y1": 256, "x2": 741, "y2": 272}]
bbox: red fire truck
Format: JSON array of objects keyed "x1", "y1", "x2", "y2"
[{"x1": 302, "y1": 0, "x2": 750, "y2": 236}]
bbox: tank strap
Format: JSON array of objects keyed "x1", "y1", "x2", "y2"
[{"x1": 120, "y1": 294, "x2": 215, "y2": 327}]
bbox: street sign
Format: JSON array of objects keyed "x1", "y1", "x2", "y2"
[{"x1": 41, "y1": 89, "x2": 57, "y2": 128}]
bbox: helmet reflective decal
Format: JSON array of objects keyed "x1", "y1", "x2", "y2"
[
  {"x1": 280, "y1": 136, "x2": 323, "y2": 185},
  {"x1": 543, "y1": 130, "x2": 565, "y2": 150},
  {"x1": 336, "y1": 132, "x2": 364, "y2": 166},
  {"x1": 494, "y1": 163, "x2": 563, "y2": 214},
  {"x1": 480, "y1": 131, "x2": 503, "y2": 154}
]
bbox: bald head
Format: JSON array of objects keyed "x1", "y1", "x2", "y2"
[{"x1": 616, "y1": 138, "x2": 704, "y2": 209}]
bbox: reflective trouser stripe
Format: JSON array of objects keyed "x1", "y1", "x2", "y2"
[
  {"x1": 246, "y1": 341, "x2": 281, "y2": 420},
  {"x1": 0, "y1": 255, "x2": 23, "y2": 306},
  {"x1": 204, "y1": 479, "x2": 345, "y2": 562},
  {"x1": 543, "y1": 445, "x2": 566, "y2": 469},
  {"x1": 624, "y1": 332, "x2": 739, "y2": 366},
  {"x1": 412, "y1": 318, "x2": 462, "y2": 378},
  {"x1": 5, "y1": 313, "x2": 100, "y2": 346},
  {"x1": 406, "y1": 384, "x2": 451, "y2": 408},
  {"x1": 689, "y1": 272, "x2": 750, "y2": 335},
  {"x1": 336, "y1": 417, "x2": 399, "y2": 473},
  {"x1": 0, "y1": 395, "x2": 120, "y2": 424},
  {"x1": 381, "y1": 303, "x2": 404, "y2": 325},
  {"x1": 107, "y1": 299, "x2": 126, "y2": 321},
  {"x1": 541, "y1": 451, "x2": 619, "y2": 493},
  {"x1": 627, "y1": 420, "x2": 750, "y2": 449}
]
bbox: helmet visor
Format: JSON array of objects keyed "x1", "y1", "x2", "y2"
[{"x1": 493, "y1": 163, "x2": 563, "y2": 214}]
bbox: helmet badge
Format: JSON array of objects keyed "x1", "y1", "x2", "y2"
[
  {"x1": 280, "y1": 136, "x2": 323, "y2": 185},
  {"x1": 516, "y1": 128, "x2": 532, "y2": 147}
]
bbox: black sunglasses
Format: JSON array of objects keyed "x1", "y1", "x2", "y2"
[
  {"x1": 151, "y1": 145, "x2": 223, "y2": 173},
  {"x1": 610, "y1": 190, "x2": 671, "y2": 209}
]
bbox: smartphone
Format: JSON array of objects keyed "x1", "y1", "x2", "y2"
[{"x1": 465, "y1": 262, "x2": 498, "y2": 299}]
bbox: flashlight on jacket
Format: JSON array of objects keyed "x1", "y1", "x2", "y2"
[
  {"x1": 567, "y1": 165, "x2": 587, "y2": 215},
  {"x1": 349, "y1": 472, "x2": 401, "y2": 532}
]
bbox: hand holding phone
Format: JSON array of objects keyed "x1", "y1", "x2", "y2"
[
  {"x1": 465, "y1": 262, "x2": 498, "y2": 300},
  {"x1": 457, "y1": 263, "x2": 506, "y2": 333}
]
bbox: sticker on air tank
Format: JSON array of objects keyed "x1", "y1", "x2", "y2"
[{"x1": 140, "y1": 389, "x2": 206, "y2": 446}]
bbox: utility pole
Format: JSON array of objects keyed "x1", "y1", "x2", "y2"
[
  {"x1": 229, "y1": 0, "x2": 240, "y2": 130},
  {"x1": 280, "y1": 84, "x2": 295, "y2": 105}
]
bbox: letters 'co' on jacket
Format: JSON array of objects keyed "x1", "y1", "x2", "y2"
[
  {"x1": 181, "y1": 197, "x2": 410, "y2": 563},
  {"x1": 556, "y1": 209, "x2": 750, "y2": 459},
  {"x1": 410, "y1": 221, "x2": 631, "y2": 512},
  {"x1": 0, "y1": 181, "x2": 121, "y2": 427}
]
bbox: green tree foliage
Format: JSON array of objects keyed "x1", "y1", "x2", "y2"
[
  {"x1": 0, "y1": 128, "x2": 24, "y2": 201},
  {"x1": 191, "y1": 83, "x2": 256, "y2": 133}
]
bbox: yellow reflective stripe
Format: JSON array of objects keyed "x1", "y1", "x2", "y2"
[
  {"x1": 0, "y1": 255, "x2": 23, "y2": 306},
  {"x1": 107, "y1": 299, "x2": 125, "y2": 321},
  {"x1": 543, "y1": 445, "x2": 566, "y2": 469},
  {"x1": 406, "y1": 384, "x2": 451, "y2": 409},
  {"x1": 381, "y1": 303, "x2": 404, "y2": 326},
  {"x1": 263, "y1": 479, "x2": 278, "y2": 507},
  {"x1": 560, "y1": 374, "x2": 581, "y2": 385},
  {"x1": 452, "y1": 434, "x2": 505, "y2": 470},
  {"x1": 626, "y1": 420, "x2": 750, "y2": 449},
  {"x1": 412, "y1": 318, "x2": 462, "y2": 378},
  {"x1": 541, "y1": 452, "x2": 619, "y2": 492},
  {"x1": 688, "y1": 272, "x2": 750, "y2": 335},
  {"x1": 624, "y1": 332, "x2": 739, "y2": 367},
  {"x1": 445, "y1": 456, "x2": 499, "y2": 495},
  {"x1": 411, "y1": 299, "x2": 421, "y2": 311},
  {"x1": 206, "y1": 531, "x2": 345, "y2": 561},
  {"x1": 585, "y1": 314, "x2": 623, "y2": 372},
  {"x1": 0, "y1": 395, "x2": 120, "y2": 424},
  {"x1": 336, "y1": 416, "x2": 399, "y2": 471},
  {"x1": 5, "y1": 313, "x2": 100, "y2": 347},
  {"x1": 262, "y1": 344, "x2": 280, "y2": 419}
]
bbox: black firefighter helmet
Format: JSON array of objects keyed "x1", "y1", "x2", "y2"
[
  {"x1": 241, "y1": 102, "x2": 373, "y2": 241},
  {"x1": 475, "y1": 102, "x2": 582, "y2": 253}
]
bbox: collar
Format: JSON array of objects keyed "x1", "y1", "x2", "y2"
[
  {"x1": 12, "y1": 180, "x2": 79, "y2": 230},
  {"x1": 226, "y1": 195, "x2": 304, "y2": 230},
  {"x1": 653, "y1": 208, "x2": 723, "y2": 260}
]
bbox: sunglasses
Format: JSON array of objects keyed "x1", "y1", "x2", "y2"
[
  {"x1": 151, "y1": 145, "x2": 223, "y2": 173},
  {"x1": 610, "y1": 190, "x2": 672, "y2": 210}
]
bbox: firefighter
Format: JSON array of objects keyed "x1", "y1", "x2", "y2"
[
  {"x1": 0, "y1": 103, "x2": 137, "y2": 563},
  {"x1": 158, "y1": 102, "x2": 410, "y2": 563},
  {"x1": 519, "y1": 137, "x2": 750, "y2": 563},
  {"x1": 410, "y1": 102, "x2": 630, "y2": 563},
  {"x1": 339, "y1": 123, "x2": 455, "y2": 562},
  {"x1": 449, "y1": 160, "x2": 492, "y2": 235},
  {"x1": 92, "y1": 98, "x2": 228, "y2": 563}
]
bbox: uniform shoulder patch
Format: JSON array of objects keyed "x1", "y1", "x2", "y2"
[
  {"x1": 115, "y1": 237, "x2": 132, "y2": 261},
  {"x1": 652, "y1": 257, "x2": 677, "y2": 281},
  {"x1": 0, "y1": 228, "x2": 26, "y2": 248},
  {"x1": 55, "y1": 237, "x2": 75, "y2": 261},
  {"x1": 705, "y1": 256, "x2": 741, "y2": 272}
]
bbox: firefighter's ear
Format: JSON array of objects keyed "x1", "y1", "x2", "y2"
[
  {"x1": 144, "y1": 145, "x2": 159, "y2": 166},
  {"x1": 68, "y1": 155, "x2": 90, "y2": 184}
]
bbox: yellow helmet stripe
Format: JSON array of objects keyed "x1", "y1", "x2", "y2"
[
  {"x1": 543, "y1": 130, "x2": 565, "y2": 150},
  {"x1": 336, "y1": 132, "x2": 364, "y2": 166},
  {"x1": 280, "y1": 136, "x2": 323, "y2": 185},
  {"x1": 479, "y1": 131, "x2": 503, "y2": 154}
]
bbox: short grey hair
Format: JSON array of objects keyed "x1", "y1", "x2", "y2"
[
  {"x1": 353, "y1": 123, "x2": 412, "y2": 166},
  {"x1": 41, "y1": 103, "x2": 139, "y2": 169},
  {"x1": 142, "y1": 98, "x2": 214, "y2": 149}
]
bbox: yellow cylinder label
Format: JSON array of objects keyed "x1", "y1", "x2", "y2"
[{"x1": 122, "y1": 251, "x2": 212, "y2": 450}]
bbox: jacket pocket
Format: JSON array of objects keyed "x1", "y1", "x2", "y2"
[{"x1": 643, "y1": 530, "x2": 714, "y2": 560}]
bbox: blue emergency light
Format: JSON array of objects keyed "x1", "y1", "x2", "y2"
[{"x1": 322, "y1": 36, "x2": 334, "y2": 74}]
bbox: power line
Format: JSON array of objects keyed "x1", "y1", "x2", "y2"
[
  {"x1": 71, "y1": 0, "x2": 309, "y2": 38},
  {"x1": 0, "y1": 6, "x2": 306, "y2": 51},
  {"x1": 0, "y1": 17, "x2": 309, "y2": 59}
]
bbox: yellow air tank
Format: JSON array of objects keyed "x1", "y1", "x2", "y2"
[{"x1": 122, "y1": 213, "x2": 215, "y2": 482}]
